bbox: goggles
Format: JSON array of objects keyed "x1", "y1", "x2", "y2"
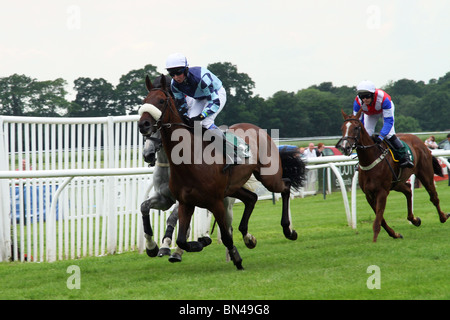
[
  {"x1": 168, "y1": 67, "x2": 186, "y2": 77},
  {"x1": 358, "y1": 93, "x2": 373, "y2": 100}
]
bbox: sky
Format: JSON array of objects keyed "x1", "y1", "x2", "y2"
[{"x1": 1, "y1": 0, "x2": 450, "y2": 99}]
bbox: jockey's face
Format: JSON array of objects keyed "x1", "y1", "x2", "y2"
[
  {"x1": 362, "y1": 96, "x2": 373, "y2": 105},
  {"x1": 173, "y1": 73, "x2": 186, "y2": 84},
  {"x1": 359, "y1": 92, "x2": 373, "y2": 105},
  {"x1": 168, "y1": 67, "x2": 187, "y2": 84}
]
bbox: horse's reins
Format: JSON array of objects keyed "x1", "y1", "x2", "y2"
[
  {"x1": 148, "y1": 88, "x2": 195, "y2": 131},
  {"x1": 143, "y1": 135, "x2": 171, "y2": 168},
  {"x1": 337, "y1": 118, "x2": 378, "y2": 152},
  {"x1": 340, "y1": 118, "x2": 400, "y2": 181},
  {"x1": 142, "y1": 88, "x2": 200, "y2": 168}
]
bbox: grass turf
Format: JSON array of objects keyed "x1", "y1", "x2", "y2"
[{"x1": 1, "y1": 180, "x2": 450, "y2": 300}]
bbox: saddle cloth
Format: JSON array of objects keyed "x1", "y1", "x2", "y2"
[
  {"x1": 387, "y1": 140, "x2": 414, "y2": 163},
  {"x1": 223, "y1": 130, "x2": 251, "y2": 159}
]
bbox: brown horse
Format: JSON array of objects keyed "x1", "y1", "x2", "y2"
[
  {"x1": 138, "y1": 75, "x2": 305, "y2": 270},
  {"x1": 336, "y1": 109, "x2": 449, "y2": 242}
]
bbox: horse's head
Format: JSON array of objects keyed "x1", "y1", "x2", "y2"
[
  {"x1": 138, "y1": 75, "x2": 173, "y2": 165},
  {"x1": 138, "y1": 75, "x2": 171, "y2": 136},
  {"x1": 143, "y1": 130, "x2": 163, "y2": 166},
  {"x1": 335, "y1": 109, "x2": 363, "y2": 156},
  {"x1": 153, "y1": 74, "x2": 173, "y2": 96}
]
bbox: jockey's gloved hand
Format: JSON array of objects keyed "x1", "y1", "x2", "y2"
[
  {"x1": 183, "y1": 115, "x2": 194, "y2": 127},
  {"x1": 190, "y1": 114, "x2": 205, "y2": 122},
  {"x1": 179, "y1": 106, "x2": 188, "y2": 116},
  {"x1": 372, "y1": 134, "x2": 383, "y2": 144}
]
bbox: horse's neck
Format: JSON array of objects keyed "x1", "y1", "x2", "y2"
[
  {"x1": 156, "y1": 148, "x2": 169, "y2": 165},
  {"x1": 357, "y1": 128, "x2": 383, "y2": 163},
  {"x1": 153, "y1": 148, "x2": 170, "y2": 191},
  {"x1": 359, "y1": 127, "x2": 374, "y2": 146},
  {"x1": 160, "y1": 104, "x2": 191, "y2": 166}
]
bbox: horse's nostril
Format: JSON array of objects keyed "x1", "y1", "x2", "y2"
[{"x1": 139, "y1": 120, "x2": 151, "y2": 133}]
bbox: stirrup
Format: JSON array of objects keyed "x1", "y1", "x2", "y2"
[
  {"x1": 222, "y1": 155, "x2": 241, "y2": 173},
  {"x1": 400, "y1": 158, "x2": 414, "y2": 168},
  {"x1": 223, "y1": 163, "x2": 235, "y2": 172}
]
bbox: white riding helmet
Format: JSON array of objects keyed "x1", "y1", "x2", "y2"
[
  {"x1": 165, "y1": 53, "x2": 188, "y2": 70},
  {"x1": 356, "y1": 80, "x2": 376, "y2": 94}
]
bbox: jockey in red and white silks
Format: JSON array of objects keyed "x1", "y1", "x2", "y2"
[
  {"x1": 353, "y1": 82, "x2": 395, "y2": 139},
  {"x1": 352, "y1": 80, "x2": 413, "y2": 168}
]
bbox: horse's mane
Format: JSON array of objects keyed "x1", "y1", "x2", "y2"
[
  {"x1": 151, "y1": 74, "x2": 192, "y2": 127},
  {"x1": 153, "y1": 75, "x2": 173, "y2": 98}
]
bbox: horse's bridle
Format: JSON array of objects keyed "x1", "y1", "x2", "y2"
[
  {"x1": 141, "y1": 87, "x2": 196, "y2": 161},
  {"x1": 144, "y1": 135, "x2": 162, "y2": 153},
  {"x1": 338, "y1": 118, "x2": 397, "y2": 174},
  {"x1": 336, "y1": 118, "x2": 362, "y2": 151},
  {"x1": 145, "y1": 88, "x2": 195, "y2": 131},
  {"x1": 336, "y1": 118, "x2": 380, "y2": 151}
]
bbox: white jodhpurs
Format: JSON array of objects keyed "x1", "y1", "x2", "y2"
[
  {"x1": 186, "y1": 86, "x2": 227, "y2": 129},
  {"x1": 363, "y1": 101, "x2": 396, "y2": 139}
]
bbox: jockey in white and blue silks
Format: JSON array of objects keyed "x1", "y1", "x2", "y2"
[
  {"x1": 353, "y1": 80, "x2": 413, "y2": 168},
  {"x1": 165, "y1": 53, "x2": 240, "y2": 171},
  {"x1": 172, "y1": 67, "x2": 224, "y2": 130}
]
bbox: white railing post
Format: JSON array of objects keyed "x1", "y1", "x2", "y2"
[
  {"x1": 306, "y1": 156, "x2": 358, "y2": 228},
  {"x1": 351, "y1": 170, "x2": 359, "y2": 230},
  {"x1": 106, "y1": 116, "x2": 117, "y2": 255},
  {"x1": 0, "y1": 117, "x2": 11, "y2": 262},
  {"x1": 328, "y1": 163, "x2": 351, "y2": 227}
]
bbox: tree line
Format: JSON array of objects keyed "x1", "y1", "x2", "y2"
[{"x1": 1, "y1": 63, "x2": 449, "y2": 138}]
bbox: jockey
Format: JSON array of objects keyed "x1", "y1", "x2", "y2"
[
  {"x1": 165, "y1": 53, "x2": 241, "y2": 171},
  {"x1": 353, "y1": 80, "x2": 414, "y2": 168}
]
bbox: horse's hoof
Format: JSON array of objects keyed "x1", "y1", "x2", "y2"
[
  {"x1": 198, "y1": 236, "x2": 212, "y2": 247},
  {"x1": 414, "y1": 217, "x2": 421, "y2": 227},
  {"x1": 439, "y1": 213, "x2": 449, "y2": 223},
  {"x1": 157, "y1": 247, "x2": 171, "y2": 257},
  {"x1": 235, "y1": 263, "x2": 244, "y2": 271},
  {"x1": 395, "y1": 233, "x2": 403, "y2": 239},
  {"x1": 283, "y1": 228, "x2": 298, "y2": 240},
  {"x1": 146, "y1": 245, "x2": 159, "y2": 258},
  {"x1": 243, "y1": 234, "x2": 257, "y2": 249},
  {"x1": 168, "y1": 253, "x2": 182, "y2": 263},
  {"x1": 289, "y1": 230, "x2": 298, "y2": 241}
]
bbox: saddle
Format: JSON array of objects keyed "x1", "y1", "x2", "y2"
[
  {"x1": 181, "y1": 117, "x2": 250, "y2": 160},
  {"x1": 372, "y1": 134, "x2": 414, "y2": 163},
  {"x1": 223, "y1": 130, "x2": 252, "y2": 160}
]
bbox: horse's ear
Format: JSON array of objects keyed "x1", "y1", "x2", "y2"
[
  {"x1": 160, "y1": 74, "x2": 167, "y2": 90},
  {"x1": 341, "y1": 109, "x2": 349, "y2": 119},
  {"x1": 145, "y1": 75, "x2": 153, "y2": 92}
]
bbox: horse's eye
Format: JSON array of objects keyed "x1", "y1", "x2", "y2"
[{"x1": 159, "y1": 99, "x2": 165, "y2": 104}]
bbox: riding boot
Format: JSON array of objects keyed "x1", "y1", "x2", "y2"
[
  {"x1": 208, "y1": 128, "x2": 242, "y2": 172},
  {"x1": 388, "y1": 135, "x2": 414, "y2": 168}
]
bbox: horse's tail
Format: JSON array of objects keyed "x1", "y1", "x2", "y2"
[
  {"x1": 279, "y1": 149, "x2": 306, "y2": 191},
  {"x1": 432, "y1": 156, "x2": 444, "y2": 177}
]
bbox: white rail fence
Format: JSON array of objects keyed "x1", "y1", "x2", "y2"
[
  {"x1": 1, "y1": 114, "x2": 449, "y2": 263},
  {"x1": 0, "y1": 115, "x2": 207, "y2": 262}
]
